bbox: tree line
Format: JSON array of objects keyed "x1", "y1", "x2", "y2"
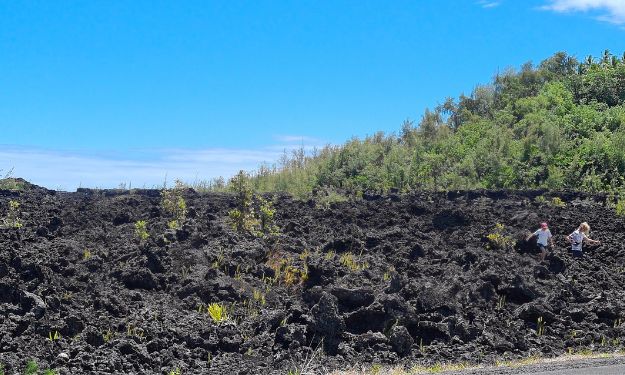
[{"x1": 203, "y1": 51, "x2": 625, "y2": 198}]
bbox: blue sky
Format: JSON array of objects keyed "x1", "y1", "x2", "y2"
[{"x1": 1, "y1": 0, "x2": 625, "y2": 189}]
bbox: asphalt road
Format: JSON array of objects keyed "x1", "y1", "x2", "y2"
[
  {"x1": 444, "y1": 357, "x2": 625, "y2": 375},
  {"x1": 530, "y1": 364, "x2": 625, "y2": 375}
]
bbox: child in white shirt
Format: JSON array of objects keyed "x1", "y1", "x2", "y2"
[
  {"x1": 526, "y1": 222, "x2": 553, "y2": 262},
  {"x1": 568, "y1": 222, "x2": 600, "y2": 258}
]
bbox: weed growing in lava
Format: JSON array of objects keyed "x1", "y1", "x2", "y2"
[
  {"x1": 550, "y1": 197, "x2": 566, "y2": 207},
  {"x1": 228, "y1": 171, "x2": 280, "y2": 237},
  {"x1": 161, "y1": 180, "x2": 188, "y2": 230},
  {"x1": 228, "y1": 171, "x2": 257, "y2": 232},
  {"x1": 207, "y1": 303, "x2": 228, "y2": 323},
  {"x1": 2, "y1": 200, "x2": 23, "y2": 229},
  {"x1": 134, "y1": 220, "x2": 149, "y2": 242},
  {"x1": 486, "y1": 223, "x2": 514, "y2": 250},
  {"x1": 536, "y1": 316, "x2": 545, "y2": 336},
  {"x1": 616, "y1": 199, "x2": 625, "y2": 217},
  {"x1": 339, "y1": 252, "x2": 369, "y2": 272}
]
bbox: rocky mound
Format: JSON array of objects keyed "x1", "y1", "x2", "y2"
[{"x1": 1, "y1": 187, "x2": 625, "y2": 374}]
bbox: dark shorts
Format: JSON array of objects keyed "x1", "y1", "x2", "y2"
[
  {"x1": 571, "y1": 250, "x2": 583, "y2": 258},
  {"x1": 538, "y1": 244, "x2": 550, "y2": 252}
]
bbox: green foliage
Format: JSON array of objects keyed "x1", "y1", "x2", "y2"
[
  {"x1": 228, "y1": 170, "x2": 279, "y2": 237},
  {"x1": 228, "y1": 171, "x2": 257, "y2": 232},
  {"x1": 0, "y1": 363, "x2": 4, "y2": 375},
  {"x1": 47, "y1": 330, "x2": 61, "y2": 342},
  {"x1": 257, "y1": 196, "x2": 279, "y2": 237},
  {"x1": 207, "y1": 302, "x2": 228, "y2": 323},
  {"x1": 339, "y1": 252, "x2": 369, "y2": 272},
  {"x1": 134, "y1": 220, "x2": 149, "y2": 242},
  {"x1": 537, "y1": 316, "x2": 546, "y2": 336},
  {"x1": 315, "y1": 190, "x2": 349, "y2": 209},
  {"x1": 550, "y1": 197, "x2": 566, "y2": 207},
  {"x1": 486, "y1": 223, "x2": 515, "y2": 250},
  {"x1": 496, "y1": 295, "x2": 507, "y2": 311},
  {"x1": 200, "y1": 51, "x2": 625, "y2": 195},
  {"x1": 616, "y1": 199, "x2": 625, "y2": 217},
  {"x1": 23, "y1": 360, "x2": 38, "y2": 375},
  {"x1": 2, "y1": 200, "x2": 23, "y2": 229},
  {"x1": 169, "y1": 368, "x2": 182, "y2": 375},
  {"x1": 161, "y1": 180, "x2": 187, "y2": 229},
  {"x1": 0, "y1": 178, "x2": 26, "y2": 191}
]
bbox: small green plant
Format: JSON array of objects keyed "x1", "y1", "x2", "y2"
[
  {"x1": 2, "y1": 200, "x2": 23, "y2": 229},
  {"x1": 43, "y1": 370, "x2": 57, "y2": 375},
  {"x1": 167, "y1": 220, "x2": 179, "y2": 230},
  {"x1": 161, "y1": 180, "x2": 188, "y2": 229},
  {"x1": 551, "y1": 197, "x2": 566, "y2": 207},
  {"x1": 24, "y1": 360, "x2": 38, "y2": 375},
  {"x1": 316, "y1": 190, "x2": 348, "y2": 210},
  {"x1": 0, "y1": 363, "x2": 4, "y2": 375},
  {"x1": 369, "y1": 364, "x2": 382, "y2": 375},
  {"x1": 253, "y1": 290, "x2": 266, "y2": 305},
  {"x1": 616, "y1": 199, "x2": 625, "y2": 217},
  {"x1": 486, "y1": 223, "x2": 514, "y2": 250},
  {"x1": 496, "y1": 295, "x2": 506, "y2": 310},
  {"x1": 134, "y1": 220, "x2": 149, "y2": 241},
  {"x1": 534, "y1": 195, "x2": 547, "y2": 203},
  {"x1": 126, "y1": 325, "x2": 145, "y2": 340},
  {"x1": 339, "y1": 252, "x2": 369, "y2": 272},
  {"x1": 228, "y1": 171, "x2": 257, "y2": 232},
  {"x1": 83, "y1": 249, "x2": 92, "y2": 260},
  {"x1": 536, "y1": 316, "x2": 545, "y2": 336},
  {"x1": 266, "y1": 253, "x2": 308, "y2": 286},
  {"x1": 257, "y1": 196, "x2": 279, "y2": 237},
  {"x1": 169, "y1": 368, "x2": 182, "y2": 375},
  {"x1": 207, "y1": 303, "x2": 228, "y2": 323},
  {"x1": 48, "y1": 330, "x2": 61, "y2": 342},
  {"x1": 103, "y1": 328, "x2": 114, "y2": 343}
]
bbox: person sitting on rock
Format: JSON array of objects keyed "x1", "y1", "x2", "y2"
[
  {"x1": 526, "y1": 222, "x2": 553, "y2": 262},
  {"x1": 567, "y1": 222, "x2": 600, "y2": 258}
]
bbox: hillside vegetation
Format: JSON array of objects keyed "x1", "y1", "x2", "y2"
[{"x1": 211, "y1": 51, "x2": 625, "y2": 198}]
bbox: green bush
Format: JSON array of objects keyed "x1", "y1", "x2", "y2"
[
  {"x1": 161, "y1": 180, "x2": 187, "y2": 229},
  {"x1": 24, "y1": 360, "x2": 38, "y2": 375},
  {"x1": 198, "y1": 52, "x2": 625, "y2": 196},
  {"x1": 134, "y1": 220, "x2": 149, "y2": 242},
  {"x1": 1, "y1": 200, "x2": 22, "y2": 229},
  {"x1": 486, "y1": 223, "x2": 515, "y2": 250},
  {"x1": 616, "y1": 199, "x2": 625, "y2": 217},
  {"x1": 207, "y1": 303, "x2": 228, "y2": 323}
]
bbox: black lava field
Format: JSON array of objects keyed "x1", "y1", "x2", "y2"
[{"x1": 2, "y1": 182, "x2": 625, "y2": 374}]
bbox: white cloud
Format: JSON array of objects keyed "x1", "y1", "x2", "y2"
[
  {"x1": 477, "y1": 1, "x2": 501, "y2": 8},
  {"x1": 542, "y1": 0, "x2": 625, "y2": 24},
  {"x1": 0, "y1": 141, "x2": 324, "y2": 191},
  {"x1": 273, "y1": 135, "x2": 322, "y2": 144}
]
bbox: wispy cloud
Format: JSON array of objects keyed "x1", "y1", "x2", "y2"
[
  {"x1": 542, "y1": 0, "x2": 625, "y2": 25},
  {"x1": 0, "y1": 141, "x2": 325, "y2": 191},
  {"x1": 273, "y1": 135, "x2": 322, "y2": 144},
  {"x1": 477, "y1": 0, "x2": 501, "y2": 8}
]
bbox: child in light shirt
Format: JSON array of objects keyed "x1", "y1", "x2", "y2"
[
  {"x1": 526, "y1": 222, "x2": 553, "y2": 262},
  {"x1": 568, "y1": 222, "x2": 600, "y2": 258}
]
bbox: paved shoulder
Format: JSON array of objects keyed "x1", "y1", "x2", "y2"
[
  {"x1": 530, "y1": 364, "x2": 625, "y2": 375},
  {"x1": 444, "y1": 358, "x2": 625, "y2": 375}
]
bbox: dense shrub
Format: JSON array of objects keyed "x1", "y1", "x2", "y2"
[{"x1": 204, "y1": 51, "x2": 625, "y2": 197}]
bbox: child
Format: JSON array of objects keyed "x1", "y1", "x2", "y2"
[
  {"x1": 567, "y1": 222, "x2": 601, "y2": 258},
  {"x1": 526, "y1": 222, "x2": 554, "y2": 262}
]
